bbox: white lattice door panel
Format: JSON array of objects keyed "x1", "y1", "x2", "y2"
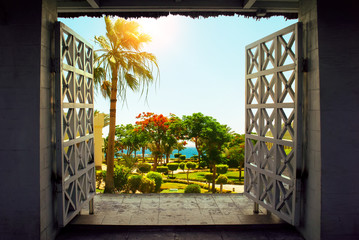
[
  {"x1": 244, "y1": 23, "x2": 302, "y2": 225},
  {"x1": 55, "y1": 22, "x2": 96, "y2": 227}
]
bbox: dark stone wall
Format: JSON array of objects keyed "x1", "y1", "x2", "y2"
[
  {"x1": 298, "y1": 0, "x2": 321, "y2": 239},
  {"x1": 0, "y1": 0, "x2": 58, "y2": 239},
  {"x1": 317, "y1": 0, "x2": 359, "y2": 239}
]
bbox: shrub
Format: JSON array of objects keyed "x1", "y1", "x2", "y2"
[
  {"x1": 101, "y1": 170, "x2": 107, "y2": 180},
  {"x1": 156, "y1": 166, "x2": 168, "y2": 175},
  {"x1": 114, "y1": 165, "x2": 131, "y2": 192},
  {"x1": 167, "y1": 163, "x2": 179, "y2": 178},
  {"x1": 96, "y1": 170, "x2": 103, "y2": 188},
  {"x1": 216, "y1": 164, "x2": 229, "y2": 175},
  {"x1": 179, "y1": 162, "x2": 186, "y2": 172},
  {"x1": 128, "y1": 175, "x2": 142, "y2": 193},
  {"x1": 174, "y1": 153, "x2": 181, "y2": 158},
  {"x1": 193, "y1": 155, "x2": 198, "y2": 160},
  {"x1": 216, "y1": 175, "x2": 228, "y2": 193},
  {"x1": 216, "y1": 175, "x2": 228, "y2": 184},
  {"x1": 179, "y1": 155, "x2": 186, "y2": 160},
  {"x1": 204, "y1": 173, "x2": 214, "y2": 182},
  {"x1": 185, "y1": 162, "x2": 196, "y2": 183},
  {"x1": 137, "y1": 163, "x2": 152, "y2": 174},
  {"x1": 146, "y1": 171, "x2": 163, "y2": 193},
  {"x1": 205, "y1": 173, "x2": 214, "y2": 189},
  {"x1": 184, "y1": 184, "x2": 201, "y2": 193},
  {"x1": 186, "y1": 161, "x2": 196, "y2": 170},
  {"x1": 139, "y1": 177, "x2": 155, "y2": 193},
  {"x1": 119, "y1": 155, "x2": 138, "y2": 169}
]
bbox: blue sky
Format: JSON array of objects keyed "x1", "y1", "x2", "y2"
[{"x1": 59, "y1": 15, "x2": 297, "y2": 140}]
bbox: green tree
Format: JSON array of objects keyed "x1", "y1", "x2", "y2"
[
  {"x1": 183, "y1": 113, "x2": 211, "y2": 167},
  {"x1": 117, "y1": 124, "x2": 140, "y2": 157},
  {"x1": 224, "y1": 133, "x2": 245, "y2": 180},
  {"x1": 134, "y1": 127, "x2": 150, "y2": 161},
  {"x1": 167, "y1": 163, "x2": 179, "y2": 178},
  {"x1": 185, "y1": 162, "x2": 196, "y2": 183},
  {"x1": 216, "y1": 175, "x2": 228, "y2": 193},
  {"x1": 204, "y1": 173, "x2": 214, "y2": 190},
  {"x1": 137, "y1": 163, "x2": 152, "y2": 174},
  {"x1": 201, "y1": 118, "x2": 231, "y2": 193},
  {"x1": 94, "y1": 17, "x2": 159, "y2": 193},
  {"x1": 179, "y1": 162, "x2": 186, "y2": 173},
  {"x1": 156, "y1": 166, "x2": 168, "y2": 175},
  {"x1": 216, "y1": 164, "x2": 229, "y2": 175},
  {"x1": 161, "y1": 134, "x2": 177, "y2": 164}
]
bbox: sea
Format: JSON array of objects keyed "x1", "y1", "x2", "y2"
[{"x1": 132, "y1": 147, "x2": 198, "y2": 158}]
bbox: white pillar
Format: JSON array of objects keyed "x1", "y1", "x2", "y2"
[{"x1": 94, "y1": 113, "x2": 105, "y2": 170}]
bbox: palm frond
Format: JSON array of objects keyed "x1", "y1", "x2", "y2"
[{"x1": 93, "y1": 16, "x2": 160, "y2": 105}]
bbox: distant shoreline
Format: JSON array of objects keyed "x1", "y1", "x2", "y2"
[{"x1": 127, "y1": 147, "x2": 198, "y2": 158}]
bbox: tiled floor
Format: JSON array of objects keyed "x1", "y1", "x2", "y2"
[
  {"x1": 57, "y1": 193, "x2": 304, "y2": 240},
  {"x1": 73, "y1": 193, "x2": 282, "y2": 226}
]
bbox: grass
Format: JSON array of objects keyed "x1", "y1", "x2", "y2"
[
  {"x1": 96, "y1": 188, "x2": 104, "y2": 193},
  {"x1": 160, "y1": 182, "x2": 206, "y2": 193},
  {"x1": 172, "y1": 169, "x2": 244, "y2": 184}
]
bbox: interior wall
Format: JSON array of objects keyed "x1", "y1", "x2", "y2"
[
  {"x1": 317, "y1": 1, "x2": 359, "y2": 239},
  {"x1": 39, "y1": 0, "x2": 58, "y2": 239},
  {"x1": 0, "y1": 1, "x2": 42, "y2": 239},
  {"x1": 0, "y1": 0, "x2": 58, "y2": 239},
  {"x1": 298, "y1": 0, "x2": 321, "y2": 239}
]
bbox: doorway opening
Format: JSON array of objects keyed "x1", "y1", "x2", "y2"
[{"x1": 55, "y1": 15, "x2": 299, "y2": 227}]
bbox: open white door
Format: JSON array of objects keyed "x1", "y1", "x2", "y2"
[
  {"x1": 244, "y1": 23, "x2": 303, "y2": 225},
  {"x1": 54, "y1": 22, "x2": 96, "y2": 227}
]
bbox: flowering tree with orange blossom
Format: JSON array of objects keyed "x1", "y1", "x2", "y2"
[{"x1": 135, "y1": 112, "x2": 175, "y2": 169}]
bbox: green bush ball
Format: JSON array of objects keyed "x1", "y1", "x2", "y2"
[
  {"x1": 184, "y1": 184, "x2": 201, "y2": 193},
  {"x1": 146, "y1": 171, "x2": 163, "y2": 193},
  {"x1": 128, "y1": 175, "x2": 142, "y2": 193},
  {"x1": 216, "y1": 174, "x2": 228, "y2": 184}
]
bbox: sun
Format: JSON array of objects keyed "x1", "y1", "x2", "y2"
[{"x1": 133, "y1": 15, "x2": 182, "y2": 53}]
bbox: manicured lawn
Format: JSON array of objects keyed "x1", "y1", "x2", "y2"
[
  {"x1": 161, "y1": 182, "x2": 188, "y2": 189},
  {"x1": 160, "y1": 182, "x2": 207, "y2": 193},
  {"x1": 171, "y1": 170, "x2": 244, "y2": 184},
  {"x1": 173, "y1": 171, "x2": 207, "y2": 181},
  {"x1": 96, "y1": 188, "x2": 104, "y2": 193},
  {"x1": 172, "y1": 169, "x2": 244, "y2": 184}
]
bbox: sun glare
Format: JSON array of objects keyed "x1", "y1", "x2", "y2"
[{"x1": 133, "y1": 15, "x2": 182, "y2": 53}]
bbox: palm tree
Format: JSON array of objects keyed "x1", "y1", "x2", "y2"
[{"x1": 94, "y1": 16, "x2": 159, "y2": 193}]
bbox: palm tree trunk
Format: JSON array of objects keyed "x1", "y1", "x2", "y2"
[{"x1": 104, "y1": 66, "x2": 118, "y2": 193}]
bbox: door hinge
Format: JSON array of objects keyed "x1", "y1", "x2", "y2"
[
  {"x1": 51, "y1": 58, "x2": 60, "y2": 73},
  {"x1": 55, "y1": 182, "x2": 63, "y2": 193},
  {"x1": 301, "y1": 58, "x2": 308, "y2": 72}
]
